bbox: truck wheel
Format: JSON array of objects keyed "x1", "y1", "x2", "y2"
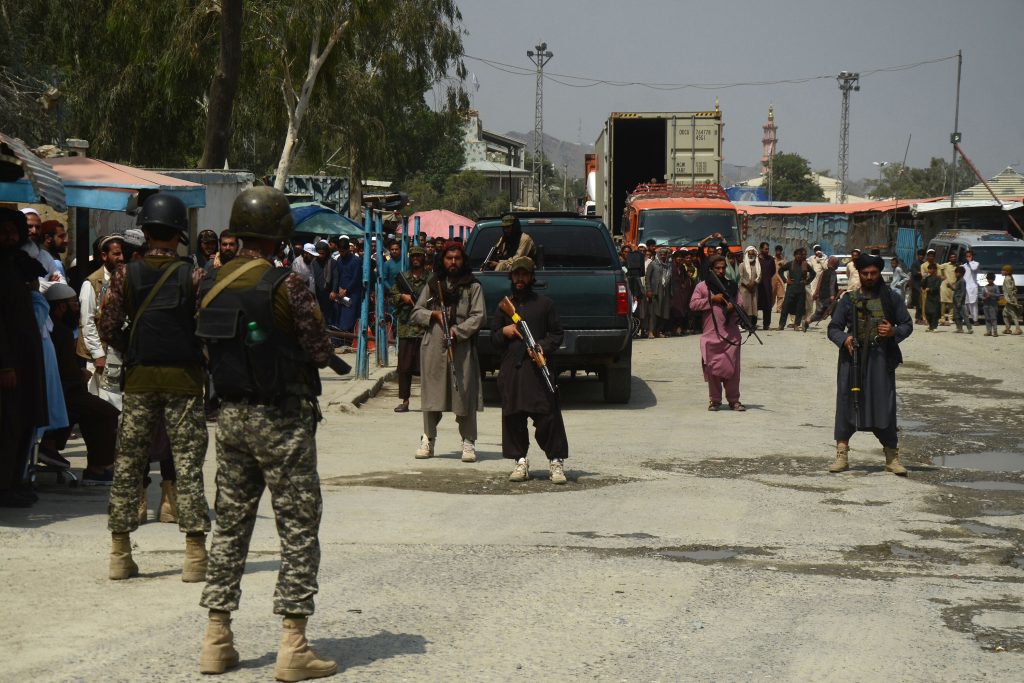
[{"x1": 602, "y1": 363, "x2": 632, "y2": 404}]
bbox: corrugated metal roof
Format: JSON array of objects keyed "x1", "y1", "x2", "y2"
[
  {"x1": 462, "y1": 160, "x2": 532, "y2": 176},
  {"x1": 48, "y1": 157, "x2": 205, "y2": 210},
  {"x1": 0, "y1": 133, "x2": 67, "y2": 211},
  {"x1": 737, "y1": 198, "x2": 924, "y2": 216},
  {"x1": 954, "y1": 167, "x2": 1024, "y2": 201}
]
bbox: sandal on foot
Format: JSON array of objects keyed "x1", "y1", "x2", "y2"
[
  {"x1": 729, "y1": 401, "x2": 746, "y2": 412},
  {"x1": 708, "y1": 401, "x2": 721, "y2": 412}
]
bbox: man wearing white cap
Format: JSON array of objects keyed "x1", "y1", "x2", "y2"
[
  {"x1": 20, "y1": 208, "x2": 65, "y2": 289},
  {"x1": 738, "y1": 245, "x2": 761, "y2": 317},
  {"x1": 290, "y1": 242, "x2": 316, "y2": 292},
  {"x1": 78, "y1": 233, "x2": 126, "y2": 408}
]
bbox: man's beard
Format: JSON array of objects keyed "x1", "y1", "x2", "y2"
[{"x1": 221, "y1": 251, "x2": 235, "y2": 264}]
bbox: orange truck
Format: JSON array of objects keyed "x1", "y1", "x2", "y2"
[{"x1": 621, "y1": 182, "x2": 744, "y2": 250}]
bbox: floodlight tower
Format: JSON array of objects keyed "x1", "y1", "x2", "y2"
[
  {"x1": 836, "y1": 71, "x2": 860, "y2": 204},
  {"x1": 527, "y1": 42, "x2": 553, "y2": 210}
]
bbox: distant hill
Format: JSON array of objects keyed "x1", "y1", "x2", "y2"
[{"x1": 506, "y1": 131, "x2": 593, "y2": 179}]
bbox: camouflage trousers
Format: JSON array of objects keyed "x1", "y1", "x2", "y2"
[
  {"x1": 200, "y1": 401, "x2": 323, "y2": 616},
  {"x1": 108, "y1": 392, "x2": 210, "y2": 534}
]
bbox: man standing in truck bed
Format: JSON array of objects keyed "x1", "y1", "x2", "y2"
[{"x1": 485, "y1": 214, "x2": 536, "y2": 271}]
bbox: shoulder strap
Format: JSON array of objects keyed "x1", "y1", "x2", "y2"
[
  {"x1": 200, "y1": 259, "x2": 267, "y2": 309},
  {"x1": 129, "y1": 261, "x2": 186, "y2": 347}
]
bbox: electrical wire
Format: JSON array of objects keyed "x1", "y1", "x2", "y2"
[{"x1": 464, "y1": 53, "x2": 959, "y2": 91}]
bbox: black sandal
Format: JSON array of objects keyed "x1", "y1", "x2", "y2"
[
  {"x1": 729, "y1": 401, "x2": 746, "y2": 412},
  {"x1": 708, "y1": 401, "x2": 721, "y2": 412}
]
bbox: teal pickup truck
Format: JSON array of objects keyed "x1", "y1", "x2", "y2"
[{"x1": 466, "y1": 213, "x2": 633, "y2": 403}]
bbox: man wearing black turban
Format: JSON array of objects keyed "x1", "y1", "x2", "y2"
[{"x1": 826, "y1": 252, "x2": 913, "y2": 476}]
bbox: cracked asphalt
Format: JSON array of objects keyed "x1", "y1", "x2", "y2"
[{"x1": 1, "y1": 323, "x2": 1022, "y2": 681}]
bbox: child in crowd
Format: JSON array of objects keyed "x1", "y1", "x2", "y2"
[
  {"x1": 923, "y1": 262, "x2": 942, "y2": 331},
  {"x1": 1001, "y1": 265, "x2": 1022, "y2": 335},
  {"x1": 952, "y1": 266, "x2": 973, "y2": 334},
  {"x1": 981, "y1": 272, "x2": 1000, "y2": 336}
]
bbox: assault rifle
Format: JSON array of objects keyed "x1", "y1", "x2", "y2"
[
  {"x1": 498, "y1": 296, "x2": 556, "y2": 394},
  {"x1": 704, "y1": 270, "x2": 763, "y2": 345},
  {"x1": 849, "y1": 293, "x2": 862, "y2": 430},
  {"x1": 480, "y1": 236, "x2": 504, "y2": 272},
  {"x1": 430, "y1": 278, "x2": 461, "y2": 395},
  {"x1": 395, "y1": 272, "x2": 416, "y2": 299}
]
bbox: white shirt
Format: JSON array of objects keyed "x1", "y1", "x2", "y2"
[
  {"x1": 79, "y1": 269, "x2": 110, "y2": 360},
  {"x1": 962, "y1": 259, "x2": 980, "y2": 302},
  {"x1": 22, "y1": 241, "x2": 66, "y2": 291}
]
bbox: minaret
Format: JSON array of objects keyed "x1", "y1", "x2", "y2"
[{"x1": 760, "y1": 105, "x2": 777, "y2": 176}]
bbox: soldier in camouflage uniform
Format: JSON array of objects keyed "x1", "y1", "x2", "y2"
[
  {"x1": 196, "y1": 187, "x2": 348, "y2": 681},
  {"x1": 388, "y1": 246, "x2": 428, "y2": 413},
  {"x1": 99, "y1": 193, "x2": 210, "y2": 582}
]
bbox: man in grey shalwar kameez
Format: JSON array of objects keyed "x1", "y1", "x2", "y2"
[
  {"x1": 827, "y1": 254, "x2": 913, "y2": 475},
  {"x1": 410, "y1": 242, "x2": 485, "y2": 462},
  {"x1": 645, "y1": 248, "x2": 671, "y2": 337}
]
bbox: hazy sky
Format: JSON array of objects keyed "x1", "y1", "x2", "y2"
[{"x1": 453, "y1": 0, "x2": 1023, "y2": 182}]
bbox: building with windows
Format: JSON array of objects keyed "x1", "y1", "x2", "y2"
[{"x1": 461, "y1": 110, "x2": 533, "y2": 209}]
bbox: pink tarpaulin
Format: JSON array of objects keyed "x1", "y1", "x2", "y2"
[{"x1": 408, "y1": 209, "x2": 474, "y2": 239}]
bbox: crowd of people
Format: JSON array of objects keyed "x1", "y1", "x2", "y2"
[{"x1": 621, "y1": 238, "x2": 1021, "y2": 338}]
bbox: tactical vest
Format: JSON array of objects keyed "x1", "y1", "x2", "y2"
[
  {"x1": 196, "y1": 267, "x2": 321, "y2": 406},
  {"x1": 126, "y1": 260, "x2": 202, "y2": 368}
]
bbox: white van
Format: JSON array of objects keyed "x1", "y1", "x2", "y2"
[{"x1": 927, "y1": 230, "x2": 1024, "y2": 292}]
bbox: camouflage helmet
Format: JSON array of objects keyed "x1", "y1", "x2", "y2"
[
  {"x1": 508, "y1": 255, "x2": 535, "y2": 273},
  {"x1": 229, "y1": 187, "x2": 294, "y2": 240}
]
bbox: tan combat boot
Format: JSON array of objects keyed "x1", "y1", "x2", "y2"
[
  {"x1": 274, "y1": 617, "x2": 337, "y2": 682},
  {"x1": 159, "y1": 480, "x2": 178, "y2": 523},
  {"x1": 137, "y1": 485, "x2": 148, "y2": 525},
  {"x1": 199, "y1": 610, "x2": 240, "y2": 675},
  {"x1": 884, "y1": 447, "x2": 908, "y2": 476},
  {"x1": 828, "y1": 444, "x2": 850, "y2": 473},
  {"x1": 182, "y1": 533, "x2": 208, "y2": 583},
  {"x1": 109, "y1": 532, "x2": 139, "y2": 580}
]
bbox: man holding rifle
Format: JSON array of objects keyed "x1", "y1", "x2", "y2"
[
  {"x1": 410, "y1": 241, "x2": 485, "y2": 461},
  {"x1": 690, "y1": 256, "x2": 746, "y2": 411},
  {"x1": 827, "y1": 254, "x2": 913, "y2": 475},
  {"x1": 491, "y1": 257, "x2": 569, "y2": 484},
  {"x1": 388, "y1": 246, "x2": 429, "y2": 413}
]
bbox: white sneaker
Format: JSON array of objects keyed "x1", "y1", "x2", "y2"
[
  {"x1": 549, "y1": 459, "x2": 567, "y2": 485},
  {"x1": 461, "y1": 439, "x2": 477, "y2": 463},
  {"x1": 509, "y1": 458, "x2": 530, "y2": 482},
  {"x1": 414, "y1": 434, "x2": 434, "y2": 459}
]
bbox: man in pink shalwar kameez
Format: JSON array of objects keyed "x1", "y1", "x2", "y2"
[{"x1": 690, "y1": 256, "x2": 744, "y2": 411}]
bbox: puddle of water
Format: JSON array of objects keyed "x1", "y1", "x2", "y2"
[
  {"x1": 889, "y1": 545, "x2": 931, "y2": 561},
  {"x1": 947, "y1": 481, "x2": 1024, "y2": 492},
  {"x1": 661, "y1": 549, "x2": 739, "y2": 562},
  {"x1": 960, "y1": 521, "x2": 1006, "y2": 536},
  {"x1": 937, "y1": 451, "x2": 1023, "y2": 472}
]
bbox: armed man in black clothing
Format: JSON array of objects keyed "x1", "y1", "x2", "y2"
[
  {"x1": 490, "y1": 256, "x2": 569, "y2": 485},
  {"x1": 827, "y1": 253, "x2": 913, "y2": 476}
]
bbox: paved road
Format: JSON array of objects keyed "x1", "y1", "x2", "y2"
[{"x1": 2, "y1": 325, "x2": 1023, "y2": 681}]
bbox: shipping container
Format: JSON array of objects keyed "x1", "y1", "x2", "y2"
[{"x1": 594, "y1": 111, "x2": 723, "y2": 234}]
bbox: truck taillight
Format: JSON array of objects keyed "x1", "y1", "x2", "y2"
[{"x1": 616, "y1": 283, "x2": 629, "y2": 316}]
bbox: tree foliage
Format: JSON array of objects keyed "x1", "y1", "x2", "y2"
[
  {"x1": 869, "y1": 157, "x2": 977, "y2": 199},
  {"x1": 767, "y1": 153, "x2": 825, "y2": 202},
  {"x1": 0, "y1": 0, "x2": 467, "y2": 200}
]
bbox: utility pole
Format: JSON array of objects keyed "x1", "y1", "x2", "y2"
[
  {"x1": 527, "y1": 42, "x2": 553, "y2": 210},
  {"x1": 950, "y1": 49, "x2": 963, "y2": 214},
  {"x1": 836, "y1": 71, "x2": 860, "y2": 204}
]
